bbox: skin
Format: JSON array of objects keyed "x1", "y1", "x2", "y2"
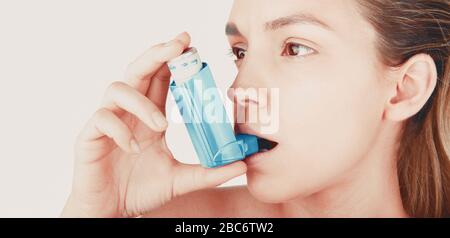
[{"x1": 62, "y1": 0, "x2": 437, "y2": 218}]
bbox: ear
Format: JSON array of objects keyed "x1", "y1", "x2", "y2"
[{"x1": 384, "y1": 54, "x2": 438, "y2": 121}]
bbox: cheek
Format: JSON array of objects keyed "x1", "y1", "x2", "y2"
[
  {"x1": 287, "y1": 68, "x2": 383, "y2": 156},
  {"x1": 247, "y1": 59, "x2": 386, "y2": 200}
]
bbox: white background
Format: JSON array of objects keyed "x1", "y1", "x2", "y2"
[{"x1": 0, "y1": 0, "x2": 245, "y2": 217}]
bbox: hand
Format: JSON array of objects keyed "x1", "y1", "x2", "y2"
[{"x1": 61, "y1": 32, "x2": 247, "y2": 217}]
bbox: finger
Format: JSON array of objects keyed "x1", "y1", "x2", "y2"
[
  {"x1": 147, "y1": 64, "x2": 171, "y2": 113},
  {"x1": 102, "y1": 81, "x2": 168, "y2": 132},
  {"x1": 172, "y1": 161, "x2": 247, "y2": 197},
  {"x1": 124, "y1": 32, "x2": 191, "y2": 96},
  {"x1": 78, "y1": 108, "x2": 140, "y2": 154}
]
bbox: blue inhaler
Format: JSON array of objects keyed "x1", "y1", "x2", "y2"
[{"x1": 168, "y1": 47, "x2": 260, "y2": 168}]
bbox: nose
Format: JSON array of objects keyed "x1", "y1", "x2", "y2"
[{"x1": 227, "y1": 53, "x2": 269, "y2": 108}]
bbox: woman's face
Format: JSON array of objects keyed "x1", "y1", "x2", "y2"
[{"x1": 227, "y1": 0, "x2": 390, "y2": 202}]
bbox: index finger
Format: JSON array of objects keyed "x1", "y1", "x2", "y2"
[{"x1": 124, "y1": 32, "x2": 191, "y2": 95}]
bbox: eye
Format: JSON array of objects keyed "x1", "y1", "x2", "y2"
[
  {"x1": 231, "y1": 47, "x2": 247, "y2": 60},
  {"x1": 282, "y1": 42, "x2": 316, "y2": 57}
]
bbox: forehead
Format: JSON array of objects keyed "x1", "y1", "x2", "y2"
[{"x1": 228, "y1": 0, "x2": 366, "y2": 34}]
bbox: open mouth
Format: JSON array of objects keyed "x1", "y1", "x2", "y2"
[
  {"x1": 243, "y1": 136, "x2": 279, "y2": 166},
  {"x1": 235, "y1": 125, "x2": 279, "y2": 154},
  {"x1": 234, "y1": 129, "x2": 278, "y2": 166},
  {"x1": 257, "y1": 137, "x2": 279, "y2": 152}
]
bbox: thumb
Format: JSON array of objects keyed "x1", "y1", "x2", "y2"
[{"x1": 172, "y1": 161, "x2": 247, "y2": 197}]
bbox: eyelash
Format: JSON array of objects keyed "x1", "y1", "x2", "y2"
[
  {"x1": 281, "y1": 42, "x2": 316, "y2": 57},
  {"x1": 228, "y1": 42, "x2": 316, "y2": 62},
  {"x1": 228, "y1": 47, "x2": 245, "y2": 62}
]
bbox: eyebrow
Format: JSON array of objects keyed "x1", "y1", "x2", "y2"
[
  {"x1": 265, "y1": 13, "x2": 332, "y2": 31},
  {"x1": 226, "y1": 13, "x2": 332, "y2": 36}
]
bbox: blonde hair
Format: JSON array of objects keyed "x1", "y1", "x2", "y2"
[{"x1": 358, "y1": 0, "x2": 450, "y2": 217}]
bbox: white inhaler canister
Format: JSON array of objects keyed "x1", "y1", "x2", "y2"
[{"x1": 168, "y1": 47, "x2": 260, "y2": 168}]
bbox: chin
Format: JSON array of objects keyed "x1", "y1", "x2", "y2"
[
  {"x1": 245, "y1": 164, "x2": 330, "y2": 204},
  {"x1": 245, "y1": 171, "x2": 305, "y2": 204}
]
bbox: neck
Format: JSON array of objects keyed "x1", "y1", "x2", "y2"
[{"x1": 280, "y1": 122, "x2": 409, "y2": 218}]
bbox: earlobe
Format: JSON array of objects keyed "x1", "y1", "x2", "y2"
[{"x1": 384, "y1": 54, "x2": 438, "y2": 122}]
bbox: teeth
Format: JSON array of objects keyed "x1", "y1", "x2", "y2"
[{"x1": 260, "y1": 149, "x2": 269, "y2": 152}]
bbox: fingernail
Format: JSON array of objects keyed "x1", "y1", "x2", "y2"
[
  {"x1": 152, "y1": 112, "x2": 168, "y2": 129},
  {"x1": 130, "y1": 139, "x2": 141, "y2": 154}
]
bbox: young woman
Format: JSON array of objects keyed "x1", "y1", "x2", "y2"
[{"x1": 62, "y1": 0, "x2": 449, "y2": 218}]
